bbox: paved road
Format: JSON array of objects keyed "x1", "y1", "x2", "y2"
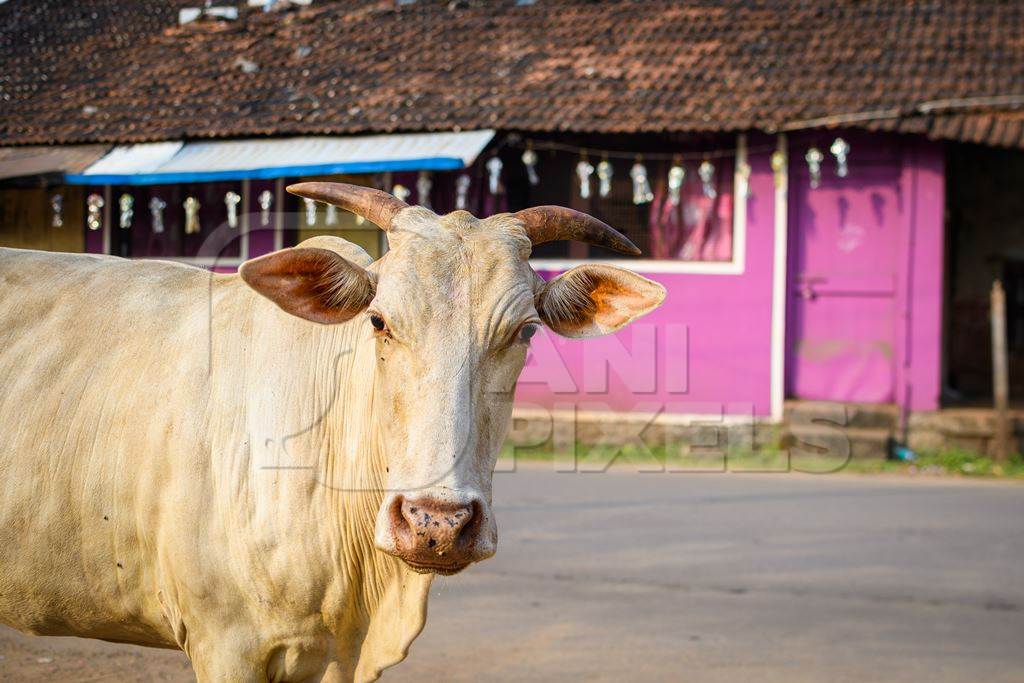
[{"x1": 1, "y1": 469, "x2": 1022, "y2": 682}]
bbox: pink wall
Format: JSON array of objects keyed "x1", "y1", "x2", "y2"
[
  {"x1": 897, "y1": 138, "x2": 946, "y2": 412},
  {"x1": 516, "y1": 140, "x2": 780, "y2": 418},
  {"x1": 515, "y1": 133, "x2": 947, "y2": 418},
  {"x1": 783, "y1": 132, "x2": 945, "y2": 413}
]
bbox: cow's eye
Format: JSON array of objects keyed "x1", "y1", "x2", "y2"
[
  {"x1": 370, "y1": 314, "x2": 386, "y2": 332},
  {"x1": 518, "y1": 323, "x2": 539, "y2": 343}
]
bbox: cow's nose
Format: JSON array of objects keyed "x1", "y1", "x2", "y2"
[{"x1": 388, "y1": 495, "x2": 482, "y2": 573}]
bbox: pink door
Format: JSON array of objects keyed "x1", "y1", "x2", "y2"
[{"x1": 786, "y1": 146, "x2": 903, "y2": 403}]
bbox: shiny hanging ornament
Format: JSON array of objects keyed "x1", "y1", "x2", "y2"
[
  {"x1": 50, "y1": 194, "x2": 63, "y2": 228},
  {"x1": 521, "y1": 147, "x2": 539, "y2": 186},
  {"x1": 597, "y1": 159, "x2": 613, "y2": 198},
  {"x1": 830, "y1": 137, "x2": 850, "y2": 178},
  {"x1": 416, "y1": 171, "x2": 433, "y2": 210},
  {"x1": 183, "y1": 196, "x2": 201, "y2": 235},
  {"x1": 629, "y1": 161, "x2": 653, "y2": 205},
  {"x1": 149, "y1": 197, "x2": 166, "y2": 234},
  {"x1": 737, "y1": 158, "x2": 753, "y2": 198},
  {"x1": 325, "y1": 204, "x2": 338, "y2": 226},
  {"x1": 303, "y1": 198, "x2": 317, "y2": 226},
  {"x1": 86, "y1": 194, "x2": 104, "y2": 231},
  {"x1": 224, "y1": 191, "x2": 241, "y2": 229},
  {"x1": 258, "y1": 190, "x2": 273, "y2": 226},
  {"x1": 576, "y1": 157, "x2": 594, "y2": 200},
  {"x1": 770, "y1": 150, "x2": 787, "y2": 188},
  {"x1": 455, "y1": 174, "x2": 471, "y2": 210},
  {"x1": 392, "y1": 184, "x2": 411, "y2": 203},
  {"x1": 667, "y1": 164, "x2": 686, "y2": 206},
  {"x1": 698, "y1": 160, "x2": 717, "y2": 199},
  {"x1": 486, "y1": 156, "x2": 503, "y2": 195},
  {"x1": 805, "y1": 147, "x2": 824, "y2": 189},
  {"x1": 118, "y1": 193, "x2": 134, "y2": 230}
]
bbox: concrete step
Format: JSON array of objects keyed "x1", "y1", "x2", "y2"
[
  {"x1": 779, "y1": 423, "x2": 893, "y2": 461},
  {"x1": 784, "y1": 400, "x2": 899, "y2": 431},
  {"x1": 909, "y1": 408, "x2": 1024, "y2": 435},
  {"x1": 907, "y1": 408, "x2": 1024, "y2": 456}
]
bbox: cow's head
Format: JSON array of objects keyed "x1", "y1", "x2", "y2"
[{"x1": 241, "y1": 183, "x2": 664, "y2": 575}]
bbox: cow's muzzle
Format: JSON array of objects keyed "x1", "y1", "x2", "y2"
[{"x1": 376, "y1": 492, "x2": 495, "y2": 575}]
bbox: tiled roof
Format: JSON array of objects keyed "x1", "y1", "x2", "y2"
[{"x1": 2, "y1": 0, "x2": 1023, "y2": 147}]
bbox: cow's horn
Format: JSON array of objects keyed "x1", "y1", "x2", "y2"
[
  {"x1": 286, "y1": 182, "x2": 408, "y2": 232},
  {"x1": 514, "y1": 206, "x2": 641, "y2": 256}
]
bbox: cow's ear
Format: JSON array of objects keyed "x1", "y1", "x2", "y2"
[
  {"x1": 537, "y1": 264, "x2": 665, "y2": 338},
  {"x1": 240, "y1": 247, "x2": 375, "y2": 324}
]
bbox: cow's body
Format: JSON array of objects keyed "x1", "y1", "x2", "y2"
[
  {"x1": 0, "y1": 246, "x2": 429, "y2": 681},
  {"x1": 0, "y1": 184, "x2": 665, "y2": 682}
]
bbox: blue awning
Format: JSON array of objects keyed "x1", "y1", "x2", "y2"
[{"x1": 64, "y1": 130, "x2": 495, "y2": 185}]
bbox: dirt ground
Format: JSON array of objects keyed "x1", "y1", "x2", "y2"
[{"x1": 2, "y1": 469, "x2": 1022, "y2": 682}]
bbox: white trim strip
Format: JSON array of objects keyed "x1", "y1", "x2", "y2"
[
  {"x1": 769, "y1": 133, "x2": 789, "y2": 422},
  {"x1": 529, "y1": 258, "x2": 743, "y2": 275},
  {"x1": 512, "y1": 407, "x2": 771, "y2": 427},
  {"x1": 732, "y1": 133, "x2": 749, "y2": 277}
]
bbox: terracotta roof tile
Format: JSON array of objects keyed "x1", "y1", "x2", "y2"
[{"x1": 1, "y1": 0, "x2": 1023, "y2": 147}]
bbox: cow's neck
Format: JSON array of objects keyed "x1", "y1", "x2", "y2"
[{"x1": 221, "y1": 282, "x2": 430, "y2": 676}]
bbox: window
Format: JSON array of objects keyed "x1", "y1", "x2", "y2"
[{"x1": 504, "y1": 136, "x2": 746, "y2": 273}]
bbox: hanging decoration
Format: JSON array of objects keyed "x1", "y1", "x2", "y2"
[
  {"x1": 770, "y1": 150, "x2": 786, "y2": 188},
  {"x1": 698, "y1": 160, "x2": 717, "y2": 199},
  {"x1": 521, "y1": 147, "x2": 539, "y2": 186},
  {"x1": 805, "y1": 147, "x2": 824, "y2": 189},
  {"x1": 50, "y1": 194, "x2": 63, "y2": 229},
  {"x1": 629, "y1": 159, "x2": 653, "y2": 205},
  {"x1": 455, "y1": 174, "x2": 471, "y2": 210},
  {"x1": 392, "y1": 184, "x2": 411, "y2": 203},
  {"x1": 575, "y1": 156, "x2": 594, "y2": 200},
  {"x1": 258, "y1": 190, "x2": 273, "y2": 226},
  {"x1": 118, "y1": 193, "x2": 134, "y2": 230},
  {"x1": 183, "y1": 196, "x2": 201, "y2": 235},
  {"x1": 667, "y1": 163, "x2": 686, "y2": 206},
  {"x1": 303, "y1": 198, "x2": 317, "y2": 226},
  {"x1": 416, "y1": 171, "x2": 433, "y2": 210},
  {"x1": 486, "y1": 156, "x2": 503, "y2": 195},
  {"x1": 86, "y1": 194, "x2": 104, "y2": 231},
  {"x1": 149, "y1": 197, "x2": 167, "y2": 234},
  {"x1": 224, "y1": 191, "x2": 241, "y2": 229},
  {"x1": 830, "y1": 138, "x2": 850, "y2": 178},
  {"x1": 597, "y1": 158, "x2": 613, "y2": 198},
  {"x1": 325, "y1": 204, "x2": 338, "y2": 226},
  {"x1": 737, "y1": 158, "x2": 752, "y2": 198}
]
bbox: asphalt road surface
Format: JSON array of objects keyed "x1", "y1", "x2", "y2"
[{"x1": 1, "y1": 468, "x2": 1022, "y2": 682}]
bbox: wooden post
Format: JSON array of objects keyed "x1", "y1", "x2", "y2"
[
  {"x1": 991, "y1": 280, "x2": 1010, "y2": 461},
  {"x1": 240, "y1": 178, "x2": 251, "y2": 261},
  {"x1": 273, "y1": 177, "x2": 285, "y2": 252},
  {"x1": 101, "y1": 184, "x2": 112, "y2": 255}
]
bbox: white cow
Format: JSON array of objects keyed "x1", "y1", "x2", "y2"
[{"x1": 0, "y1": 183, "x2": 664, "y2": 681}]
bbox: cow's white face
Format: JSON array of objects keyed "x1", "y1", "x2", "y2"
[{"x1": 241, "y1": 187, "x2": 665, "y2": 575}]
